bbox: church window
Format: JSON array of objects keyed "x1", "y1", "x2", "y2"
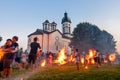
[
  {"x1": 54, "y1": 26, "x2": 56, "y2": 30},
  {"x1": 69, "y1": 24, "x2": 70, "y2": 26},
  {"x1": 48, "y1": 26, "x2": 50, "y2": 30},
  {"x1": 45, "y1": 25, "x2": 47, "y2": 30},
  {"x1": 63, "y1": 27, "x2": 65, "y2": 33},
  {"x1": 56, "y1": 46, "x2": 58, "y2": 50},
  {"x1": 52, "y1": 26, "x2": 55, "y2": 30},
  {"x1": 69, "y1": 27, "x2": 70, "y2": 33},
  {"x1": 65, "y1": 28, "x2": 68, "y2": 33},
  {"x1": 51, "y1": 26, "x2": 53, "y2": 30}
]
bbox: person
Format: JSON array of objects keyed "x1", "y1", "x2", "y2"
[
  {"x1": 95, "y1": 50, "x2": 101, "y2": 67},
  {"x1": 48, "y1": 52, "x2": 53, "y2": 66},
  {"x1": 11, "y1": 36, "x2": 19, "y2": 66},
  {"x1": 15, "y1": 48, "x2": 23, "y2": 69},
  {"x1": 28, "y1": 37, "x2": 41, "y2": 69},
  {"x1": 21, "y1": 53, "x2": 27, "y2": 69},
  {"x1": 74, "y1": 49, "x2": 80, "y2": 70},
  {"x1": 2, "y1": 39, "x2": 14, "y2": 78}
]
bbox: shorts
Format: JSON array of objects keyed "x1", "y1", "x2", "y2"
[
  {"x1": 15, "y1": 57, "x2": 21, "y2": 63},
  {"x1": 28, "y1": 54, "x2": 37, "y2": 64}
]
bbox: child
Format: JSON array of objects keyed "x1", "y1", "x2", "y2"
[
  {"x1": 49, "y1": 52, "x2": 53, "y2": 66},
  {"x1": 74, "y1": 49, "x2": 80, "y2": 70},
  {"x1": 21, "y1": 53, "x2": 27, "y2": 69},
  {"x1": 2, "y1": 39, "x2": 13, "y2": 78}
]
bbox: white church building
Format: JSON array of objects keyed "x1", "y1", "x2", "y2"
[{"x1": 27, "y1": 12, "x2": 72, "y2": 54}]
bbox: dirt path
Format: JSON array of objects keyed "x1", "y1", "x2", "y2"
[{"x1": 1, "y1": 68, "x2": 42, "y2": 80}]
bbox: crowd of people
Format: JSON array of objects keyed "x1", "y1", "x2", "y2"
[
  {"x1": 72, "y1": 48, "x2": 115, "y2": 70},
  {"x1": 0, "y1": 36, "x2": 115, "y2": 79},
  {"x1": 0, "y1": 36, "x2": 54, "y2": 79},
  {"x1": 0, "y1": 36, "x2": 19, "y2": 78}
]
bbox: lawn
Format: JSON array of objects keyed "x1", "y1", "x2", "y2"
[{"x1": 27, "y1": 64, "x2": 120, "y2": 80}]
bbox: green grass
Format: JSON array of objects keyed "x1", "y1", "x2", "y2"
[
  {"x1": 11, "y1": 68, "x2": 26, "y2": 77},
  {"x1": 27, "y1": 64, "x2": 120, "y2": 80}
]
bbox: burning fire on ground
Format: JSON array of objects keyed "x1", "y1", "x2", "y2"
[
  {"x1": 109, "y1": 53, "x2": 116, "y2": 62},
  {"x1": 85, "y1": 48, "x2": 96, "y2": 65},
  {"x1": 85, "y1": 66, "x2": 88, "y2": 69},
  {"x1": 41, "y1": 59, "x2": 46, "y2": 67},
  {"x1": 54, "y1": 48, "x2": 67, "y2": 65},
  {"x1": 70, "y1": 55, "x2": 75, "y2": 62},
  {"x1": 81, "y1": 57, "x2": 85, "y2": 65},
  {"x1": 40, "y1": 47, "x2": 116, "y2": 70}
]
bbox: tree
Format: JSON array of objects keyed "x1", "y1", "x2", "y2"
[
  {"x1": 70, "y1": 22, "x2": 116, "y2": 54},
  {"x1": 0, "y1": 36, "x2": 2, "y2": 42}
]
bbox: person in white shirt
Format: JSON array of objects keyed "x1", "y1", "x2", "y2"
[{"x1": 74, "y1": 49, "x2": 80, "y2": 70}]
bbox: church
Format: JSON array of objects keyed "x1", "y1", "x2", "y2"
[{"x1": 27, "y1": 12, "x2": 72, "y2": 54}]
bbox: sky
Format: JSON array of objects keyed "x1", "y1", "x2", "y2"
[{"x1": 0, "y1": 0, "x2": 120, "y2": 52}]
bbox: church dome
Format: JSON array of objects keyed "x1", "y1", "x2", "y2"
[
  {"x1": 44, "y1": 20, "x2": 49, "y2": 23},
  {"x1": 51, "y1": 21, "x2": 57, "y2": 25},
  {"x1": 61, "y1": 12, "x2": 71, "y2": 24}
]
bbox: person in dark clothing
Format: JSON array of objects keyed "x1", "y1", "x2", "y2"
[
  {"x1": 94, "y1": 50, "x2": 101, "y2": 68},
  {"x1": 28, "y1": 37, "x2": 41, "y2": 69},
  {"x1": 12, "y1": 36, "x2": 19, "y2": 61},
  {"x1": 2, "y1": 39, "x2": 14, "y2": 78}
]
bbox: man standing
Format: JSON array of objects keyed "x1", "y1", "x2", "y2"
[
  {"x1": 11, "y1": 36, "x2": 19, "y2": 69},
  {"x1": 28, "y1": 37, "x2": 41, "y2": 69},
  {"x1": 74, "y1": 49, "x2": 80, "y2": 70}
]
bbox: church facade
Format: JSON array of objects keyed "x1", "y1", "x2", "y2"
[{"x1": 27, "y1": 12, "x2": 72, "y2": 54}]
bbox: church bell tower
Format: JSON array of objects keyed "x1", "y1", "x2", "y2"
[{"x1": 61, "y1": 12, "x2": 71, "y2": 37}]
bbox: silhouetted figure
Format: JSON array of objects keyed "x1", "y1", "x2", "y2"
[{"x1": 28, "y1": 37, "x2": 41, "y2": 69}]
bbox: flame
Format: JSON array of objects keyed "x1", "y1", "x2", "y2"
[
  {"x1": 91, "y1": 58, "x2": 95, "y2": 64},
  {"x1": 70, "y1": 55, "x2": 75, "y2": 62},
  {"x1": 81, "y1": 57, "x2": 85, "y2": 64},
  {"x1": 41, "y1": 59, "x2": 46, "y2": 67},
  {"x1": 88, "y1": 49, "x2": 96, "y2": 59},
  {"x1": 85, "y1": 48, "x2": 96, "y2": 65},
  {"x1": 85, "y1": 66, "x2": 88, "y2": 69},
  {"x1": 20, "y1": 78, "x2": 24, "y2": 80},
  {"x1": 89, "y1": 50, "x2": 94, "y2": 58},
  {"x1": 109, "y1": 54, "x2": 116, "y2": 62},
  {"x1": 104, "y1": 59, "x2": 108, "y2": 63},
  {"x1": 0, "y1": 48, "x2": 5, "y2": 60},
  {"x1": 54, "y1": 48, "x2": 67, "y2": 65}
]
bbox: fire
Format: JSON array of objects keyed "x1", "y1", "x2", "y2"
[
  {"x1": 109, "y1": 54, "x2": 116, "y2": 62},
  {"x1": 54, "y1": 48, "x2": 67, "y2": 65},
  {"x1": 81, "y1": 57, "x2": 84, "y2": 64},
  {"x1": 41, "y1": 59, "x2": 46, "y2": 67},
  {"x1": 85, "y1": 66, "x2": 88, "y2": 69},
  {"x1": 89, "y1": 50, "x2": 94, "y2": 58},
  {"x1": 91, "y1": 58, "x2": 95, "y2": 64},
  {"x1": 0, "y1": 48, "x2": 5, "y2": 60},
  {"x1": 104, "y1": 59, "x2": 108, "y2": 63},
  {"x1": 85, "y1": 48, "x2": 96, "y2": 65},
  {"x1": 70, "y1": 55, "x2": 75, "y2": 62},
  {"x1": 88, "y1": 49, "x2": 96, "y2": 59},
  {"x1": 20, "y1": 78, "x2": 24, "y2": 80}
]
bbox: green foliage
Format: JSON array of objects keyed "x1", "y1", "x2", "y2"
[
  {"x1": 70, "y1": 22, "x2": 116, "y2": 54},
  {"x1": 0, "y1": 36, "x2": 2, "y2": 42}
]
